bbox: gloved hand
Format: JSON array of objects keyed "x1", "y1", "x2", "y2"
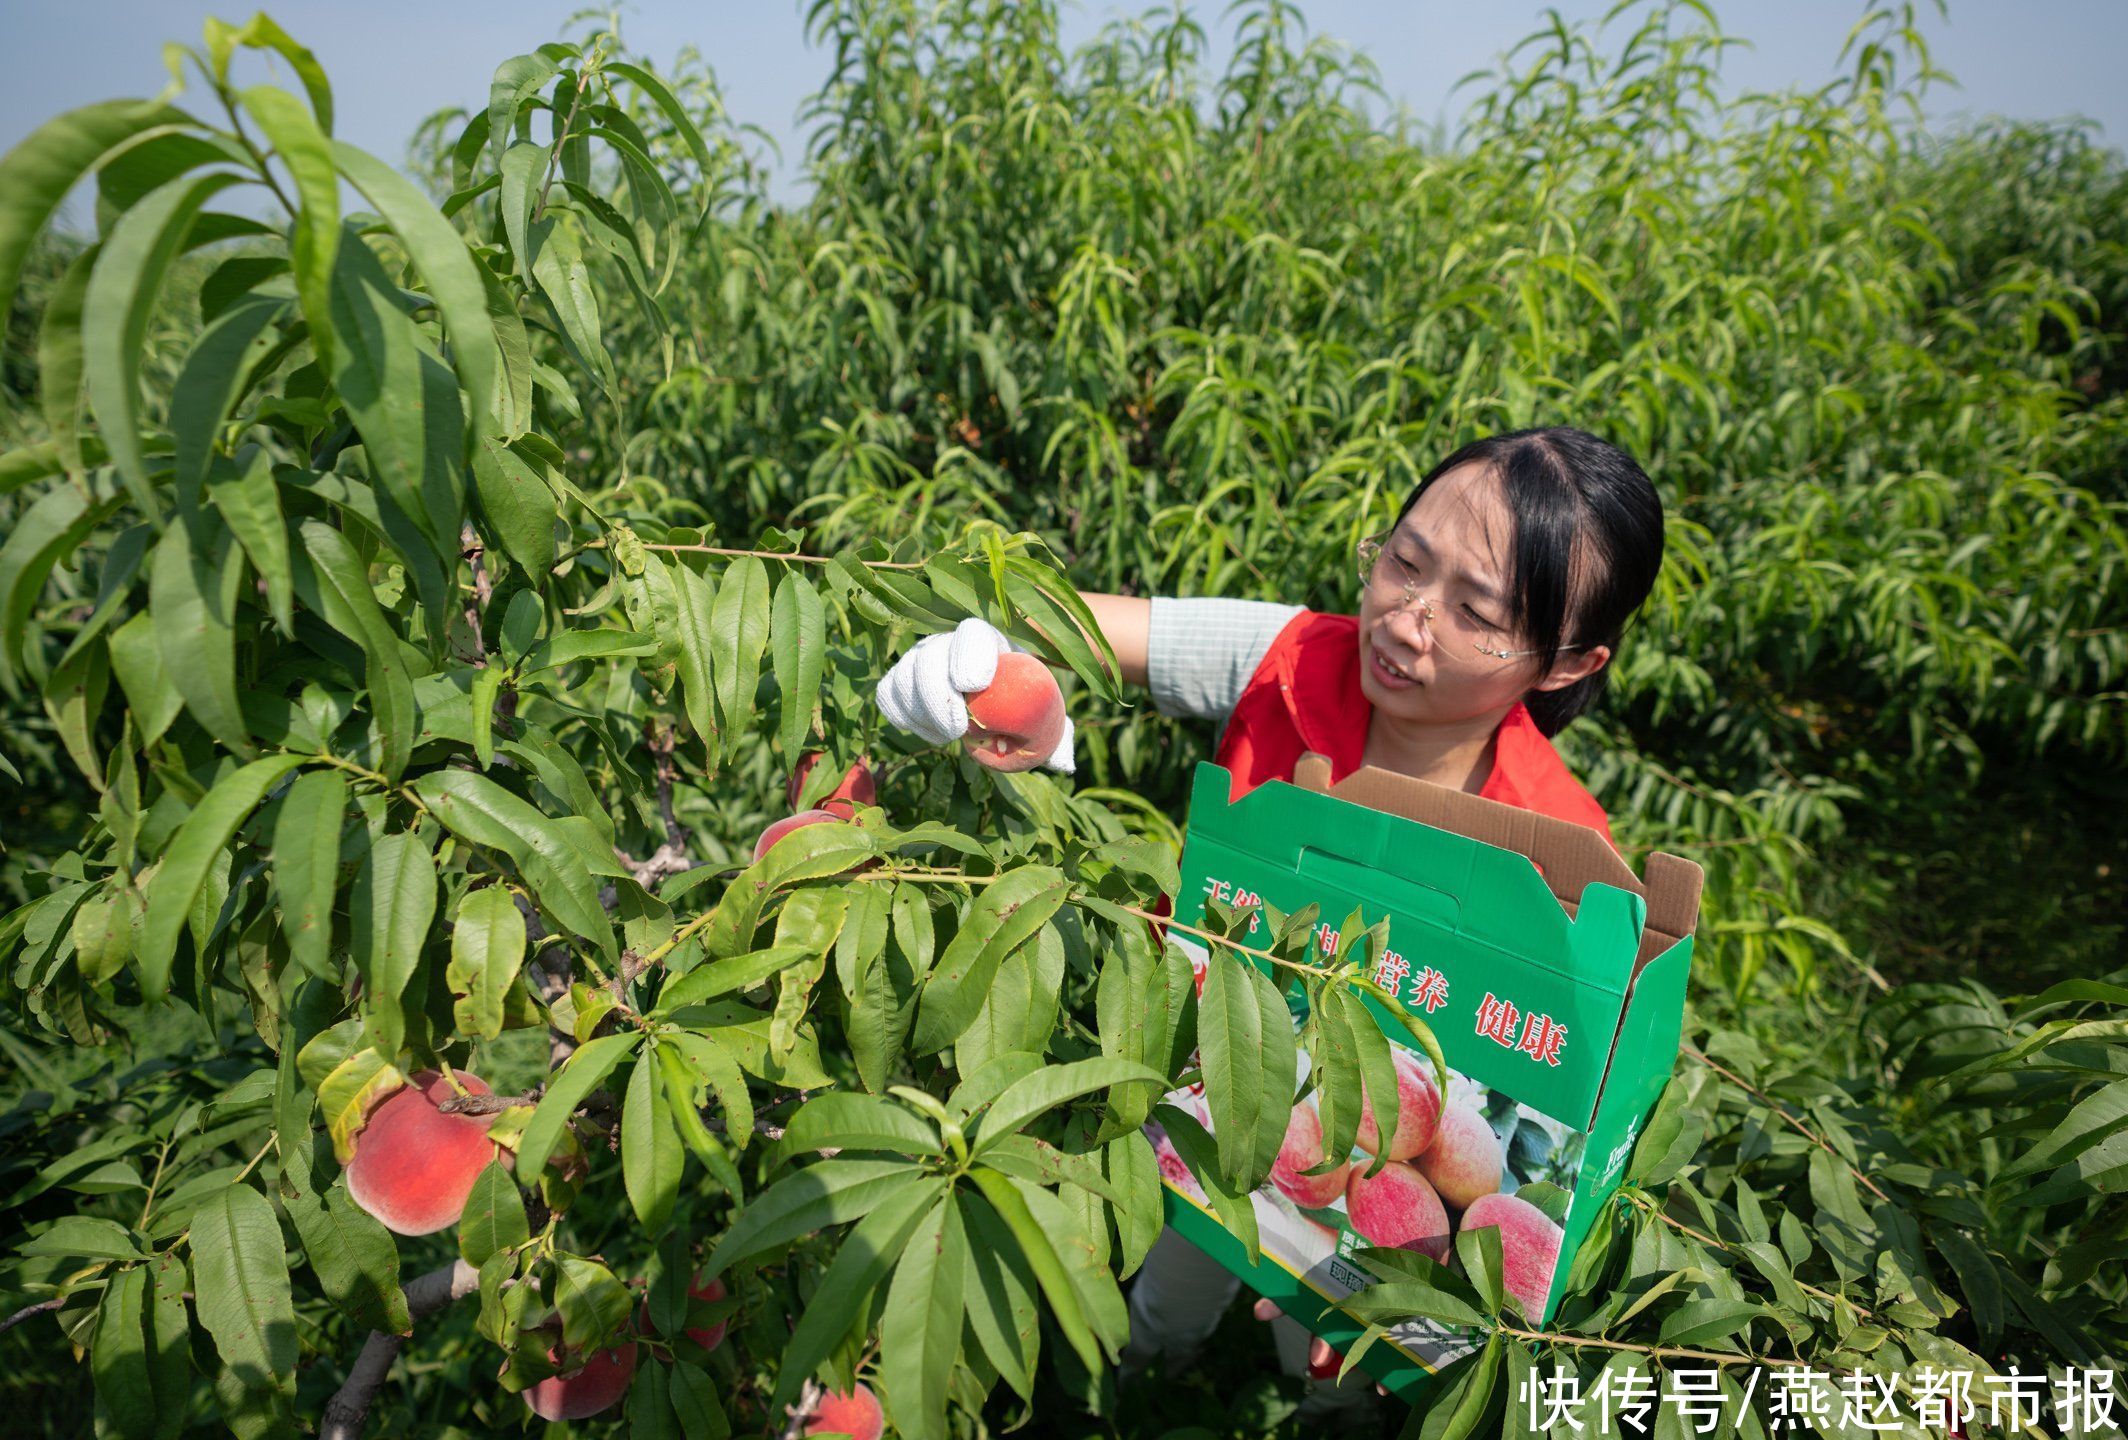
[{"x1": 875, "y1": 617, "x2": 1075, "y2": 773}]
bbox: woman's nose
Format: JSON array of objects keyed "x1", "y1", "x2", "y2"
[{"x1": 1381, "y1": 597, "x2": 1435, "y2": 653}]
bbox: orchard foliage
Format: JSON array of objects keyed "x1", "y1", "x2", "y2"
[{"x1": 1, "y1": 2, "x2": 2126, "y2": 1438}]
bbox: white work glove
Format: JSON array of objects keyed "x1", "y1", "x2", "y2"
[{"x1": 875, "y1": 617, "x2": 1075, "y2": 773}]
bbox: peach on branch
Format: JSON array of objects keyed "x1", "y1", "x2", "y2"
[
  {"x1": 753, "y1": 808, "x2": 847, "y2": 864},
  {"x1": 344, "y1": 1069, "x2": 505, "y2": 1237},
  {"x1": 804, "y1": 1383, "x2": 885, "y2": 1440},
  {"x1": 963, "y1": 651, "x2": 1066, "y2": 773},
  {"x1": 788, "y1": 753, "x2": 876, "y2": 817},
  {"x1": 521, "y1": 1340, "x2": 639, "y2": 1422},
  {"x1": 1353, "y1": 1049, "x2": 1442, "y2": 1161},
  {"x1": 1342, "y1": 1160, "x2": 1450, "y2": 1261},
  {"x1": 1458, "y1": 1192, "x2": 1563, "y2": 1319},
  {"x1": 1415, "y1": 1100, "x2": 1504, "y2": 1210},
  {"x1": 1269, "y1": 1102, "x2": 1351, "y2": 1210}
]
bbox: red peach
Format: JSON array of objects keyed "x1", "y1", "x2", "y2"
[
  {"x1": 1416, "y1": 1101, "x2": 1504, "y2": 1210},
  {"x1": 804, "y1": 1383, "x2": 885, "y2": 1440},
  {"x1": 1459, "y1": 1192, "x2": 1563, "y2": 1319},
  {"x1": 1270, "y1": 1103, "x2": 1351, "y2": 1210},
  {"x1": 1353, "y1": 1049, "x2": 1442, "y2": 1162},
  {"x1": 788, "y1": 753, "x2": 876, "y2": 817},
  {"x1": 753, "y1": 808, "x2": 846, "y2": 864},
  {"x1": 344, "y1": 1070, "x2": 504, "y2": 1237},
  {"x1": 1343, "y1": 1160, "x2": 1451, "y2": 1261},
  {"x1": 522, "y1": 1339, "x2": 639, "y2": 1421},
  {"x1": 963, "y1": 652, "x2": 1066, "y2": 773}
]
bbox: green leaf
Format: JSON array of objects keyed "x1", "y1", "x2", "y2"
[
  {"x1": 768, "y1": 1093, "x2": 944, "y2": 1166},
  {"x1": 94, "y1": 1267, "x2": 158, "y2": 1440},
  {"x1": 349, "y1": 830, "x2": 437, "y2": 1057},
  {"x1": 517, "y1": 1033, "x2": 639, "y2": 1179},
  {"x1": 709, "y1": 554, "x2": 771, "y2": 747},
  {"x1": 770, "y1": 571, "x2": 827, "y2": 760},
  {"x1": 237, "y1": 85, "x2": 338, "y2": 371},
  {"x1": 703, "y1": 1159, "x2": 927, "y2": 1277},
  {"x1": 333, "y1": 139, "x2": 500, "y2": 442},
  {"x1": 623, "y1": 1044, "x2": 683, "y2": 1232},
  {"x1": 448, "y1": 884, "x2": 527, "y2": 1040},
  {"x1": 148, "y1": 518, "x2": 252, "y2": 755},
  {"x1": 36, "y1": 241, "x2": 96, "y2": 475},
  {"x1": 0, "y1": 99, "x2": 184, "y2": 320},
  {"x1": 326, "y1": 229, "x2": 463, "y2": 565},
  {"x1": 1199, "y1": 949, "x2": 1278, "y2": 1190},
  {"x1": 767, "y1": 1176, "x2": 944, "y2": 1418},
  {"x1": 484, "y1": 52, "x2": 560, "y2": 172},
  {"x1": 964, "y1": 1168, "x2": 1103, "y2": 1374},
  {"x1": 912, "y1": 867, "x2": 1067, "y2": 1054},
  {"x1": 1347, "y1": 984, "x2": 1399, "y2": 1180},
  {"x1": 170, "y1": 290, "x2": 287, "y2": 512},
  {"x1": 2001, "y1": 1077, "x2": 2128, "y2": 1181},
  {"x1": 1104, "y1": 1130, "x2": 1164, "y2": 1279},
  {"x1": 190, "y1": 1187, "x2": 296, "y2": 1433},
  {"x1": 696, "y1": 822, "x2": 877, "y2": 961},
  {"x1": 665, "y1": 557, "x2": 722, "y2": 761},
  {"x1": 663, "y1": 1031, "x2": 756, "y2": 1152},
  {"x1": 959, "y1": 1187, "x2": 1041, "y2": 1398},
  {"x1": 630, "y1": 1363, "x2": 676, "y2": 1440},
  {"x1": 1656, "y1": 1298, "x2": 1765, "y2": 1348},
  {"x1": 1, "y1": 484, "x2": 116, "y2": 693},
  {"x1": 880, "y1": 1195, "x2": 966, "y2": 1440},
  {"x1": 530, "y1": 214, "x2": 615, "y2": 399},
  {"x1": 1151, "y1": 1103, "x2": 1260, "y2": 1261},
  {"x1": 85, "y1": 167, "x2": 247, "y2": 509},
  {"x1": 262, "y1": 743, "x2": 335, "y2": 959},
  {"x1": 668, "y1": 1360, "x2": 728, "y2": 1439},
  {"x1": 658, "y1": 1043, "x2": 745, "y2": 1196},
  {"x1": 23, "y1": 1214, "x2": 145, "y2": 1262},
  {"x1": 294, "y1": 521, "x2": 415, "y2": 780},
  {"x1": 1414, "y1": 1333, "x2": 1504, "y2": 1440},
  {"x1": 412, "y1": 769, "x2": 616, "y2": 961},
  {"x1": 144, "y1": 1255, "x2": 190, "y2": 1438},
  {"x1": 284, "y1": 1179, "x2": 410, "y2": 1334},
  {"x1": 553, "y1": 1253, "x2": 630, "y2": 1350},
  {"x1": 207, "y1": 451, "x2": 293, "y2": 634},
  {"x1": 139, "y1": 753, "x2": 307, "y2": 998},
  {"x1": 471, "y1": 435, "x2": 558, "y2": 573},
  {"x1": 228, "y1": 16, "x2": 334, "y2": 132},
  {"x1": 456, "y1": 1160, "x2": 524, "y2": 1269},
  {"x1": 973, "y1": 1056, "x2": 1165, "y2": 1150},
  {"x1": 517, "y1": 626, "x2": 657, "y2": 675}
]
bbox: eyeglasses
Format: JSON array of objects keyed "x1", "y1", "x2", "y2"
[{"x1": 1356, "y1": 534, "x2": 1588, "y2": 664}]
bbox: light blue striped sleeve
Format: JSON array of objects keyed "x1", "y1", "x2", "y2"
[{"x1": 1145, "y1": 598, "x2": 1306, "y2": 723}]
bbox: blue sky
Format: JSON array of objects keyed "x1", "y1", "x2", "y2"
[{"x1": 4, "y1": 0, "x2": 2122, "y2": 214}]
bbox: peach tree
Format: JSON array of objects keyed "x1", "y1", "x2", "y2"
[{"x1": 0, "y1": 17, "x2": 1453, "y2": 1438}]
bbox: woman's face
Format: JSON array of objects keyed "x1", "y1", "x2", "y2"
[{"x1": 1356, "y1": 463, "x2": 1610, "y2": 726}]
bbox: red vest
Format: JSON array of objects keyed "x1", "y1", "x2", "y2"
[{"x1": 1211, "y1": 610, "x2": 1615, "y2": 845}]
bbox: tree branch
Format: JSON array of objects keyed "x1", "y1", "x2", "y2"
[
  {"x1": 320, "y1": 1261, "x2": 482, "y2": 1440},
  {"x1": 0, "y1": 1298, "x2": 62, "y2": 1335},
  {"x1": 779, "y1": 1379, "x2": 828, "y2": 1440}
]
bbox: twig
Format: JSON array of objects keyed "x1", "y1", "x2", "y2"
[
  {"x1": 779, "y1": 1379, "x2": 828, "y2": 1440},
  {"x1": 1682, "y1": 1045, "x2": 1891, "y2": 1203},
  {"x1": 438, "y1": 1090, "x2": 539, "y2": 1117},
  {"x1": 319, "y1": 1260, "x2": 482, "y2": 1440},
  {"x1": 0, "y1": 1299, "x2": 63, "y2": 1335},
  {"x1": 1623, "y1": 1192, "x2": 1872, "y2": 1320},
  {"x1": 460, "y1": 522, "x2": 492, "y2": 664}
]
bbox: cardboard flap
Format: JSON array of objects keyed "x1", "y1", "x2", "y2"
[{"x1": 1291, "y1": 752, "x2": 1702, "y2": 969}]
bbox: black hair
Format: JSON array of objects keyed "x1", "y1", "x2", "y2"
[{"x1": 1392, "y1": 426, "x2": 1664, "y2": 737}]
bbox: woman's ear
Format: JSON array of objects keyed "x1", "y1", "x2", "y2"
[{"x1": 1530, "y1": 643, "x2": 1611, "y2": 693}]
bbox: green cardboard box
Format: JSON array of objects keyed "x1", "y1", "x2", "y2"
[{"x1": 1149, "y1": 754, "x2": 1703, "y2": 1403}]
